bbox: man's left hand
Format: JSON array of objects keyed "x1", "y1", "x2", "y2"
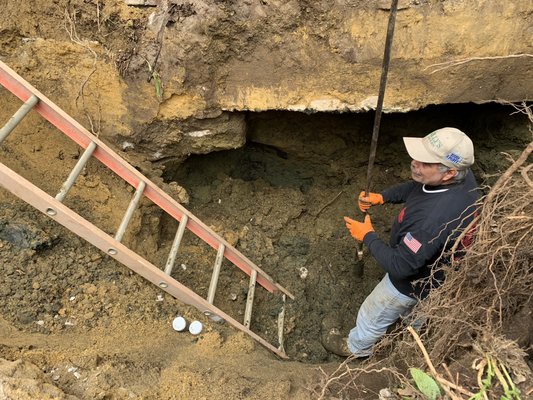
[{"x1": 344, "y1": 215, "x2": 374, "y2": 241}]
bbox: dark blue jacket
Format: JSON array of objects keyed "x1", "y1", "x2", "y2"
[{"x1": 363, "y1": 170, "x2": 479, "y2": 299}]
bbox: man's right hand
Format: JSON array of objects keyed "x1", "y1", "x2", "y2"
[{"x1": 358, "y1": 191, "x2": 384, "y2": 212}]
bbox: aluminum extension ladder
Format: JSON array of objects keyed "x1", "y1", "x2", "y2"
[{"x1": 0, "y1": 60, "x2": 294, "y2": 358}]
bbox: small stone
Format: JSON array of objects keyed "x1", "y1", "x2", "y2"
[{"x1": 379, "y1": 388, "x2": 397, "y2": 400}]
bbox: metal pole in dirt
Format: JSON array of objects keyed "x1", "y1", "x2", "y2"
[{"x1": 356, "y1": 0, "x2": 399, "y2": 276}]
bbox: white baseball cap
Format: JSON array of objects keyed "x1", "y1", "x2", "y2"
[{"x1": 403, "y1": 127, "x2": 474, "y2": 169}]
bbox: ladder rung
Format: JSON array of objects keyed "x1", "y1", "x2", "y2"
[
  {"x1": 114, "y1": 180, "x2": 146, "y2": 242},
  {"x1": 0, "y1": 95, "x2": 39, "y2": 145},
  {"x1": 55, "y1": 141, "x2": 97, "y2": 202},
  {"x1": 164, "y1": 214, "x2": 189, "y2": 275},
  {"x1": 277, "y1": 294, "x2": 287, "y2": 353},
  {"x1": 207, "y1": 243, "x2": 225, "y2": 304},
  {"x1": 243, "y1": 269, "x2": 257, "y2": 328}
]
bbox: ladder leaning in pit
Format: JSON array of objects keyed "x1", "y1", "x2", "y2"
[{"x1": 0, "y1": 60, "x2": 294, "y2": 359}]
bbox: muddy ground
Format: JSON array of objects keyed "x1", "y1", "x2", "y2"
[{"x1": 1, "y1": 99, "x2": 531, "y2": 398}]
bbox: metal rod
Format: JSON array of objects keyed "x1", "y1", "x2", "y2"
[
  {"x1": 207, "y1": 243, "x2": 225, "y2": 304},
  {"x1": 365, "y1": 0, "x2": 399, "y2": 194},
  {"x1": 114, "y1": 180, "x2": 146, "y2": 242},
  {"x1": 243, "y1": 269, "x2": 257, "y2": 328},
  {"x1": 358, "y1": 0, "x2": 399, "y2": 261},
  {"x1": 164, "y1": 214, "x2": 189, "y2": 275},
  {"x1": 0, "y1": 95, "x2": 39, "y2": 145},
  {"x1": 277, "y1": 294, "x2": 287, "y2": 353},
  {"x1": 55, "y1": 141, "x2": 97, "y2": 202}
]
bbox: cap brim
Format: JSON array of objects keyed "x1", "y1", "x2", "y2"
[{"x1": 403, "y1": 137, "x2": 442, "y2": 164}]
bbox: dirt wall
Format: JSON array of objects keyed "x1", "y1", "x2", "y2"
[{"x1": 1, "y1": 0, "x2": 532, "y2": 165}]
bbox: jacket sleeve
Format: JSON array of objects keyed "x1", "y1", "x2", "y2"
[
  {"x1": 362, "y1": 229, "x2": 446, "y2": 280},
  {"x1": 382, "y1": 181, "x2": 418, "y2": 204}
]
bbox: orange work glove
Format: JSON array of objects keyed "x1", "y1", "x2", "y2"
[
  {"x1": 344, "y1": 215, "x2": 374, "y2": 242},
  {"x1": 358, "y1": 191, "x2": 384, "y2": 212}
]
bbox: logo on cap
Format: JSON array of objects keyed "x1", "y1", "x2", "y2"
[
  {"x1": 445, "y1": 152, "x2": 463, "y2": 165},
  {"x1": 427, "y1": 132, "x2": 443, "y2": 149}
]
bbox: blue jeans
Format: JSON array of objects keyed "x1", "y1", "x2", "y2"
[{"x1": 347, "y1": 274, "x2": 417, "y2": 356}]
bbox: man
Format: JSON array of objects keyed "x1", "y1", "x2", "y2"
[{"x1": 322, "y1": 127, "x2": 479, "y2": 358}]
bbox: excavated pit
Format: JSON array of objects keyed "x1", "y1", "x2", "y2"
[
  {"x1": 0, "y1": 100, "x2": 528, "y2": 368},
  {"x1": 0, "y1": 98, "x2": 530, "y2": 399},
  {"x1": 157, "y1": 102, "x2": 530, "y2": 362},
  {"x1": 1, "y1": 0, "x2": 532, "y2": 396}
]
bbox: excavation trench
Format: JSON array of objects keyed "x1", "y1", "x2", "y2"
[
  {"x1": 0, "y1": 101, "x2": 528, "y2": 368},
  {"x1": 158, "y1": 103, "x2": 530, "y2": 362}
]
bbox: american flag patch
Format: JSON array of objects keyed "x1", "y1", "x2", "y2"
[{"x1": 403, "y1": 232, "x2": 422, "y2": 253}]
